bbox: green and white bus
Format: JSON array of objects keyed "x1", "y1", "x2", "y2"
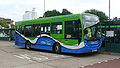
[{"x1": 14, "y1": 13, "x2": 102, "y2": 54}]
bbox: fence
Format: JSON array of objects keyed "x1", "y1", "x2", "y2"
[
  {"x1": 100, "y1": 20, "x2": 120, "y2": 53},
  {"x1": 0, "y1": 29, "x2": 14, "y2": 41}
]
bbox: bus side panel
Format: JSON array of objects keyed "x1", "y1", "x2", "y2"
[
  {"x1": 61, "y1": 47, "x2": 92, "y2": 54},
  {"x1": 31, "y1": 37, "x2": 56, "y2": 51},
  {"x1": 61, "y1": 46, "x2": 101, "y2": 54},
  {"x1": 14, "y1": 32, "x2": 26, "y2": 47},
  {"x1": 61, "y1": 40, "x2": 102, "y2": 54}
]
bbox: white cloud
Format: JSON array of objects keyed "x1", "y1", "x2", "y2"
[{"x1": 0, "y1": 0, "x2": 119, "y2": 21}]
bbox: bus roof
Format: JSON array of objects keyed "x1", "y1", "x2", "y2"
[{"x1": 15, "y1": 13, "x2": 82, "y2": 26}]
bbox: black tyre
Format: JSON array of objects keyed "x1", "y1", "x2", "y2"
[
  {"x1": 53, "y1": 43, "x2": 61, "y2": 54},
  {"x1": 25, "y1": 41, "x2": 31, "y2": 50}
]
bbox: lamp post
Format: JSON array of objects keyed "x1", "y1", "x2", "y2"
[
  {"x1": 109, "y1": 0, "x2": 110, "y2": 20},
  {"x1": 43, "y1": 0, "x2": 46, "y2": 17}
]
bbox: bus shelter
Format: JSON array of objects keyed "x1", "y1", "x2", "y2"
[
  {"x1": 0, "y1": 29, "x2": 14, "y2": 41},
  {"x1": 100, "y1": 20, "x2": 120, "y2": 53}
]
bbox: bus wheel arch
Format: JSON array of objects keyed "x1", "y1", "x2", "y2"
[
  {"x1": 25, "y1": 41, "x2": 31, "y2": 50},
  {"x1": 53, "y1": 42, "x2": 61, "y2": 54}
]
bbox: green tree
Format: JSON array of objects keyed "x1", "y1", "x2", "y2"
[
  {"x1": 43, "y1": 9, "x2": 73, "y2": 17},
  {"x1": 84, "y1": 9, "x2": 108, "y2": 21},
  {"x1": 0, "y1": 20, "x2": 9, "y2": 28},
  {"x1": 61, "y1": 9, "x2": 72, "y2": 15},
  {"x1": 43, "y1": 10, "x2": 61, "y2": 17}
]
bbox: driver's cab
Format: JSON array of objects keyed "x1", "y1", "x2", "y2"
[{"x1": 82, "y1": 13, "x2": 101, "y2": 41}]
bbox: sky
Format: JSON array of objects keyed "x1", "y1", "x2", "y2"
[{"x1": 0, "y1": 0, "x2": 119, "y2": 21}]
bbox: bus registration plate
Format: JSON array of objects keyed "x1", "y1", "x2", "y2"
[{"x1": 92, "y1": 49, "x2": 97, "y2": 52}]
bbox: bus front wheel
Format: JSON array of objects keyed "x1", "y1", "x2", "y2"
[
  {"x1": 25, "y1": 41, "x2": 31, "y2": 50},
  {"x1": 53, "y1": 43, "x2": 61, "y2": 54}
]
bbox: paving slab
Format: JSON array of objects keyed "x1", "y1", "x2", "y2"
[
  {"x1": 82, "y1": 58, "x2": 120, "y2": 68},
  {"x1": 43, "y1": 54, "x2": 120, "y2": 68}
]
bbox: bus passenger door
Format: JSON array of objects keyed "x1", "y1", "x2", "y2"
[
  {"x1": 65, "y1": 19, "x2": 82, "y2": 45},
  {"x1": 65, "y1": 20, "x2": 81, "y2": 39}
]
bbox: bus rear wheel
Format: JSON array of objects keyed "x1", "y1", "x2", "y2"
[
  {"x1": 25, "y1": 41, "x2": 31, "y2": 50},
  {"x1": 53, "y1": 43, "x2": 61, "y2": 54}
]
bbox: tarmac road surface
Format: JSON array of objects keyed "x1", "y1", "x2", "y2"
[{"x1": 0, "y1": 41, "x2": 120, "y2": 68}]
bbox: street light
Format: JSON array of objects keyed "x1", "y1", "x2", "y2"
[
  {"x1": 43, "y1": 0, "x2": 46, "y2": 17},
  {"x1": 109, "y1": 0, "x2": 111, "y2": 20}
]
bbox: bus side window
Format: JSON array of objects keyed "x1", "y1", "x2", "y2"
[
  {"x1": 25, "y1": 25, "x2": 33, "y2": 37},
  {"x1": 21, "y1": 26, "x2": 24, "y2": 35},
  {"x1": 17, "y1": 26, "x2": 24, "y2": 34},
  {"x1": 34, "y1": 24, "x2": 41, "y2": 37},
  {"x1": 41, "y1": 27, "x2": 43, "y2": 31},
  {"x1": 51, "y1": 22, "x2": 62, "y2": 34},
  {"x1": 41, "y1": 23, "x2": 50, "y2": 35}
]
